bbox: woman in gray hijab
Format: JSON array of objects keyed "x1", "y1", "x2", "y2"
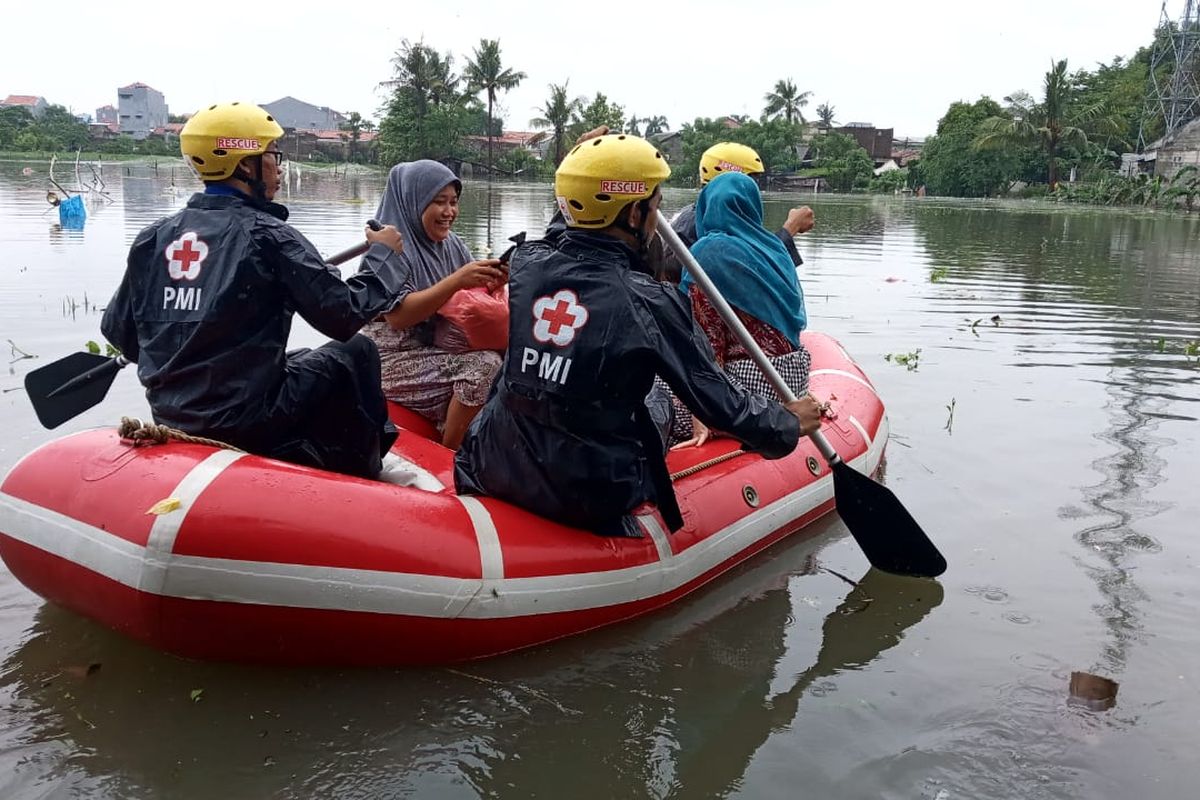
[{"x1": 362, "y1": 161, "x2": 505, "y2": 449}]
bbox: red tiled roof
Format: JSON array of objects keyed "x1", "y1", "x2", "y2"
[{"x1": 3, "y1": 94, "x2": 42, "y2": 106}]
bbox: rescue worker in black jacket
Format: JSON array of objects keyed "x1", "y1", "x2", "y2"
[
  {"x1": 101, "y1": 102, "x2": 407, "y2": 479},
  {"x1": 454, "y1": 134, "x2": 821, "y2": 537},
  {"x1": 660, "y1": 141, "x2": 813, "y2": 283}
]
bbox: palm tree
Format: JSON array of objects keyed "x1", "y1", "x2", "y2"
[
  {"x1": 642, "y1": 115, "x2": 669, "y2": 136},
  {"x1": 763, "y1": 79, "x2": 812, "y2": 124},
  {"x1": 530, "y1": 82, "x2": 583, "y2": 165},
  {"x1": 338, "y1": 111, "x2": 374, "y2": 163},
  {"x1": 975, "y1": 59, "x2": 1119, "y2": 190},
  {"x1": 381, "y1": 39, "x2": 460, "y2": 116},
  {"x1": 816, "y1": 102, "x2": 836, "y2": 128},
  {"x1": 464, "y1": 38, "x2": 527, "y2": 176}
]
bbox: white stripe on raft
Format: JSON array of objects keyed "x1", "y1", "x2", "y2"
[
  {"x1": 0, "y1": 417, "x2": 886, "y2": 619},
  {"x1": 640, "y1": 513, "x2": 673, "y2": 562},
  {"x1": 140, "y1": 450, "x2": 245, "y2": 595},
  {"x1": 809, "y1": 368, "x2": 878, "y2": 395},
  {"x1": 457, "y1": 495, "x2": 504, "y2": 581}
]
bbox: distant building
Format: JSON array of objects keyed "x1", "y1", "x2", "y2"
[
  {"x1": 2, "y1": 94, "x2": 49, "y2": 118},
  {"x1": 96, "y1": 104, "x2": 118, "y2": 124},
  {"x1": 649, "y1": 131, "x2": 683, "y2": 164},
  {"x1": 463, "y1": 131, "x2": 549, "y2": 171},
  {"x1": 1144, "y1": 116, "x2": 1200, "y2": 181},
  {"x1": 261, "y1": 97, "x2": 346, "y2": 131},
  {"x1": 117, "y1": 82, "x2": 168, "y2": 140},
  {"x1": 275, "y1": 128, "x2": 379, "y2": 162},
  {"x1": 835, "y1": 123, "x2": 894, "y2": 164}
]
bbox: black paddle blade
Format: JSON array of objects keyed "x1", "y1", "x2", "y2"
[
  {"x1": 24, "y1": 352, "x2": 123, "y2": 429},
  {"x1": 831, "y1": 460, "x2": 947, "y2": 578}
]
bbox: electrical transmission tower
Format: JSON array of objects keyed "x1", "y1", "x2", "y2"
[{"x1": 1139, "y1": 0, "x2": 1200, "y2": 150}]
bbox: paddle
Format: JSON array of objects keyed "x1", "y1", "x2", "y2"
[
  {"x1": 656, "y1": 212, "x2": 947, "y2": 578},
  {"x1": 25, "y1": 220, "x2": 386, "y2": 430}
]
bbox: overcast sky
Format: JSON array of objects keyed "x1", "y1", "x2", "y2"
[{"x1": 1, "y1": 0, "x2": 1176, "y2": 139}]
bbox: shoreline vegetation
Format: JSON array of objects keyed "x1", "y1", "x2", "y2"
[{"x1": 1, "y1": 25, "x2": 1189, "y2": 211}]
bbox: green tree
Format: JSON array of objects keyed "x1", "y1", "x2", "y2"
[
  {"x1": 809, "y1": 131, "x2": 874, "y2": 191},
  {"x1": 0, "y1": 106, "x2": 34, "y2": 149},
  {"x1": 921, "y1": 98, "x2": 1020, "y2": 196},
  {"x1": 763, "y1": 79, "x2": 812, "y2": 124},
  {"x1": 463, "y1": 38, "x2": 526, "y2": 176},
  {"x1": 671, "y1": 116, "x2": 804, "y2": 187},
  {"x1": 378, "y1": 39, "x2": 473, "y2": 164},
  {"x1": 530, "y1": 82, "x2": 584, "y2": 165},
  {"x1": 975, "y1": 59, "x2": 1120, "y2": 190},
  {"x1": 17, "y1": 104, "x2": 90, "y2": 152},
  {"x1": 568, "y1": 93, "x2": 626, "y2": 141},
  {"x1": 642, "y1": 115, "x2": 669, "y2": 136},
  {"x1": 815, "y1": 102, "x2": 836, "y2": 127},
  {"x1": 338, "y1": 111, "x2": 375, "y2": 163}
]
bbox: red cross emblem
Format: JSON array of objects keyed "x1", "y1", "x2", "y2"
[
  {"x1": 165, "y1": 232, "x2": 209, "y2": 281},
  {"x1": 532, "y1": 289, "x2": 589, "y2": 346}
]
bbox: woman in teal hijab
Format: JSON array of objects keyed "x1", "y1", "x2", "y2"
[{"x1": 672, "y1": 171, "x2": 812, "y2": 448}]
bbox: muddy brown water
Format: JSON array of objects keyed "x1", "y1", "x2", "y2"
[{"x1": 1, "y1": 161, "x2": 1198, "y2": 798}]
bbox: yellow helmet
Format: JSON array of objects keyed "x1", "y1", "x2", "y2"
[
  {"x1": 180, "y1": 102, "x2": 283, "y2": 181},
  {"x1": 699, "y1": 142, "x2": 764, "y2": 185},
  {"x1": 555, "y1": 134, "x2": 671, "y2": 228}
]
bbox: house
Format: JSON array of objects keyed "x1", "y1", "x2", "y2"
[
  {"x1": 464, "y1": 130, "x2": 547, "y2": 156},
  {"x1": 274, "y1": 128, "x2": 379, "y2": 161},
  {"x1": 835, "y1": 123, "x2": 894, "y2": 164},
  {"x1": 95, "y1": 104, "x2": 118, "y2": 124},
  {"x1": 1119, "y1": 151, "x2": 1155, "y2": 178},
  {"x1": 88, "y1": 122, "x2": 121, "y2": 139},
  {"x1": 873, "y1": 159, "x2": 902, "y2": 176},
  {"x1": 117, "y1": 82, "x2": 169, "y2": 140},
  {"x1": 1144, "y1": 116, "x2": 1200, "y2": 181},
  {"x1": 771, "y1": 174, "x2": 828, "y2": 192},
  {"x1": 261, "y1": 97, "x2": 346, "y2": 131},
  {"x1": 649, "y1": 130, "x2": 683, "y2": 164},
  {"x1": 2, "y1": 94, "x2": 49, "y2": 117}
]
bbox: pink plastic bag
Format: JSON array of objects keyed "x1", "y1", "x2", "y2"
[{"x1": 433, "y1": 286, "x2": 509, "y2": 352}]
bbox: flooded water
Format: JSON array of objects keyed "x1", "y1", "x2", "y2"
[{"x1": 1, "y1": 159, "x2": 1198, "y2": 799}]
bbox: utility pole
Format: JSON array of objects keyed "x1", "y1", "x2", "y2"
[{"x1": 1139, "y1": 0, "x2": 1200, "y2": 150}]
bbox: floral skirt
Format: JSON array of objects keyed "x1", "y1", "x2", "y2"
[{"x1": 366, "y1": 322, "x2": 502, "y2": 426}]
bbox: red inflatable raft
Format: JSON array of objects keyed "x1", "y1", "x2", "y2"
[{"x1": 0, "y1": 333, "x2": 886, "y2": 665}]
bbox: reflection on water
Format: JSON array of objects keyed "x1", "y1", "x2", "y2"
[
  {"x1": 2, "y1": 162, "x2": 1200, "y2": 798},
  {"x1": 0, "y1": 524, "x2": 940, "y2": 799}
]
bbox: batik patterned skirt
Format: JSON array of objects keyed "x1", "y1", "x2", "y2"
[{"x1": 364, "y1": 321, "x2": 502, "y2": 427}]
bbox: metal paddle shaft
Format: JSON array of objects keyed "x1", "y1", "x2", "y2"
[
  {"x1": 325, "y1": 218, "x2": 383, "y2": 264},
  {"x1": 24, "y1": 220, "x2": 387, "y2": 430},
  {"x1": 656, "y1": 212, "x2": 946, "y2": 578}
]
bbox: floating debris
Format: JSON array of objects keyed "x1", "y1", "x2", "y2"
[
  {"x1": 1068, "y1": 671, "x2": 1118, "y2": 711},
  {"x1": 884, "y1": 349, "x2": 921, "y2": 371}
]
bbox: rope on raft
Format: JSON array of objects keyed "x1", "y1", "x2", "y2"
[
  {"x1": 117, "y1": 417, "x2": 243, "y2": 452},
  {"x1": 115, "y1": 419, "x2": 746, "y2": 476},
  {"x1": 669, "y1": 449, "x2": 745, "y2": 481}
]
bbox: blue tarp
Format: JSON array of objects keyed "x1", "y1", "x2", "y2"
[{"x1": 58, "y1": 194, "x2": 86, "y2": 229}]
